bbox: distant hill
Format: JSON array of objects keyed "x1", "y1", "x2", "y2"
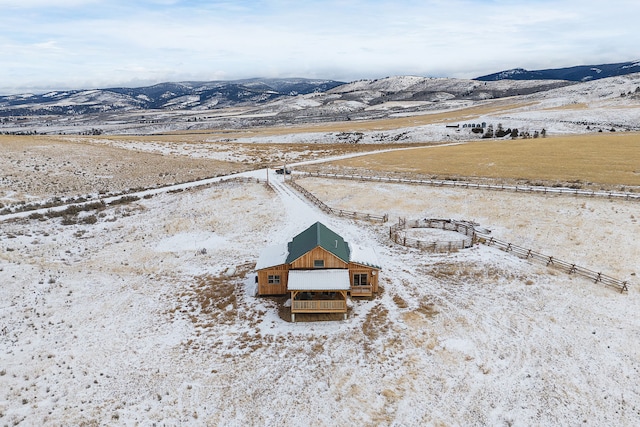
[
  {"x1": 475, "y1": 60, "x2": 640, "y2": 82},
  {"x1": 0, "y1": 78, "x2": 345, "y2": 116}
]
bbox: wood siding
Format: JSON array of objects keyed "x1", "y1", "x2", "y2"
[
  {"x1": 289, "y1": 246, "x2": 349, "y2": 270},
  {"x1": 257, "y1": 265, "x2": 289, "y2": 295},
  {"x1": 257, "y1": 255, "x2": 381, "y2": 297},
  {"x1": 348, "y1": 263, "x2": 380, "y2": 294}
]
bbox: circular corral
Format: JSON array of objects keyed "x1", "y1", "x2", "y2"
[{"x1": 389, "y1": 218, "x2": 477, "y2": 251}]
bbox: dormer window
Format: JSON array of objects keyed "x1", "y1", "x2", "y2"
[{"x1": 314, "y1": 260, "x2": 325, "y2": 268}]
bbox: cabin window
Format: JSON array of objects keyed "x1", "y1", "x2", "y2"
[
  {"x1": 314, "y1": 260, "x2": 325, "y2": 268},
  {"x1": 267, "y1": 275, "x2": 281, "y2": 284},
  {"x1": 353, "y1": 273, "x2": 368, "y2": 286}
]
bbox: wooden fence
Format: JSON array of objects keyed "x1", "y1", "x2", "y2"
[
  {"x1": 388, "y1": 218, "x2": 628, "y2": 293},
  {"x1": 475, "y1": 233, "x2": 628, "y2": 293},
  {"x1": 287, "y1": 180, "x2": 388, "y2": 223},
  {"x1": 389, "y1": 218, "x2": 475, "y2": 252},
  {"x1": 289, "y1": 173, "x2": 630, "y2": 293},
  {"x1": 1, "y1": 175, "x2": 263, "y2": 219},
  {"x1": 301, "y1": 172, "x2": 640, "y2": 202}
]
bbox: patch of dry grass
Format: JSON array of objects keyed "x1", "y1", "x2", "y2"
[
  {"x1": 392, "y1": 294, "x2": 408, "y2": 309},
  {"x1": 362, "y1": 304, "x2": 390, "y2": 342},
  {"x1": 421, "y1": 261, "x2": 524, "y2": 286},
  {"x1": 175, "y1": 262, "x2": 254, "y2": 327},
  {"x1": 416, "y1": 298, "x2": 439, "y2": 318},
  {"x1": 325, "y1": 132, "x2": 640, "y2": 188},
  {"x1": 0, "y1": 135, "x2": 246, "y2": 204}
]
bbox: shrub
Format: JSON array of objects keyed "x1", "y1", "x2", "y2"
[
  {"x1": 61, "y1": 215, "x2": 77, "y2": 226},
  {"x1": 82, "y1": 215, "x2": 98, "y2": 225}
]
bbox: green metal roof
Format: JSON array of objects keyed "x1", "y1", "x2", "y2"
[{"x1": 286, "y1": 222, "x2": 351, "y2": 264}]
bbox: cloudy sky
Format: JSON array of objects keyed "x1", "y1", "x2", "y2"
[{"x1": 1, "y1": 0, "x2": 638, "y2": 94}]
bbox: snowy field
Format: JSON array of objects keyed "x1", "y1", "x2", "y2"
[
  {"x1": 1, "y1": 168, "x2": 639, "y2": 426},
  {"x1": 1, "y1": 73, "x2": 640, "y2": 425}
]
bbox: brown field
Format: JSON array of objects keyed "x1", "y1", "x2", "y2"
[
  {"x1": 0, "y1": 134, "x2": 417, "y2": 205},
  {"x1": 158, "y1": 99, "x2": 536, "y2": 137},
  {"x1": 542, "y1": 103, "x2": 589, "y2": 111},
  {"x1": 0, "y1": 135, "x2": 246, "y2": 204},
  {"x1": 4, "y1": 116, "x2": 640, "y2": 207},
  {"x1": 314, "y1": 132, "x2": 640, "y2": 189}
]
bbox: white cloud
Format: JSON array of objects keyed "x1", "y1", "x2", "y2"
[
  {"x1": 1, "y1": 0, "x2": 639, "y2": 93},
  {"x1": 0, "y1": 0, "x2": 100, "y2": 7}
]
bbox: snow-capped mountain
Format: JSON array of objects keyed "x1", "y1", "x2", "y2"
[
  {"x1": 476, "y1": 60, "x2": 640, "y2": 82},
  {"x1": 2, "y1": 63, "x2": 639, "y2": 136},
  {"x1": 0, "y1": 78, "x2": 345, "y2": 116},
  {"x1": 328, "y1": 76, "x2": 573, "y2": 103}
]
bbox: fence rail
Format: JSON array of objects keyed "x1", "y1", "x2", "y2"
[
  {"x1": 389, "y1": 218, "x2": 628, "y2": 293},
  {"x1": 0, "y1": 175, "x2": 263, "y2": 220},
  {"x1": 475, "y1": 233, "x2": 629, "y2": 293},
  {"x1": 301, "y1": 172, "x2": 640, "y2": 202},
  {"x1": 290, "y1": 173, "x2": 630, "y2": 293},
  {"x1": 287, "y1": 179, "x2": 388, "y2": 223}
]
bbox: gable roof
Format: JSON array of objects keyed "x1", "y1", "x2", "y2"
[{"x1": 286, "y1": 222, "x2": 350, "y2": 264}]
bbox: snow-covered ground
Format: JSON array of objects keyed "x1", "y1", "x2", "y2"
[
  {"x1": 1, "y1": 74, "x2": 639, "y2": 424},
  {"x1": 1, "y1": 168, "x2": 638, "y2": 425}
]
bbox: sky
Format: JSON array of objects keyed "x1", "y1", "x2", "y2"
[{"x1": 0, "y1": 0, "x2": 638, "y2": 94}]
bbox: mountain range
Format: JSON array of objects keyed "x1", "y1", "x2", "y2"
[
  {"x1": 1, "y1": 60, "x2": 640, "y2": 118},
  {"x1": 0, "y1": 78, "x2": 345, "y2": 116},
  {"x1": 475, "y1": 60, "x2": 640, "y2": 82}
]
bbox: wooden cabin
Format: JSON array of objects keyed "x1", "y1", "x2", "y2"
[{"x1": 255, "y1": 222, "x2": 381, "y2": 321}]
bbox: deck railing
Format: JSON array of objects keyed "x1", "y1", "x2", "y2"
[
  {"x1": 350, "y1": 286, "x2": 373, "y2": 296},
  {"x1": 292, "y1": 300, "x2": 347, "y2": 312}
]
